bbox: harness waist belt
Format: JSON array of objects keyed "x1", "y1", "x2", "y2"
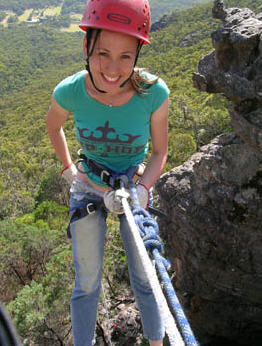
[{"x1": 77, "y1": 150, "x2": 138, "y2": 189}]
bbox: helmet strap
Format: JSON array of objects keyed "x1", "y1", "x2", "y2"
[
  {"x1": 85, "y1": 60, "x2": 106, "y2": 94},
  {"x1": 85, "y1": 29, "x2": 106, "y2": 94}
]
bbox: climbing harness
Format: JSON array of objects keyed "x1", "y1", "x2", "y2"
[
  {"x1": 76, "y1": 149, "x2": 139, "y2": 190},
  {"x1": 67, "y1": 201, "x2": 100, "y2": 238},
  {"x1": 67, "y1": 199, "x2": 167, "y2": 239},
  {"x1": 116, "y1": 178, "x2": 199, "y2": 346}
]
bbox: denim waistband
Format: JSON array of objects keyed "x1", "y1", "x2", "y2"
[{"x1": 70, "y1": 178, "x2": 105, "y2": 199}]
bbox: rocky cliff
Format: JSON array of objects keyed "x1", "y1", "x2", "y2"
[{"x1": 156, "y1": 1, "x2": 262, "y2": 345}]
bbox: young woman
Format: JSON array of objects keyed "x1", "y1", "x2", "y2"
[{"x1": 46, "y1": 1, "x2": 169, "y2": 345}]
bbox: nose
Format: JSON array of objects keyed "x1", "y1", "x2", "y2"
[{"x1": 104, "y1": 58, "x2": 119, "y2": 75}]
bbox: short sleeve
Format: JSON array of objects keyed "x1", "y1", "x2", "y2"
[
  {"x1": 53, "y1": 75, "x2": 75, "y2": 112},
  {"x1": 150, "y1": 77, "x2": 170, "y2": 113}
]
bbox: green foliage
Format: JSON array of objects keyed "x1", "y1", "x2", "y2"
[
  {"x1": 0, "y1": 0, "x2": 62, "y2": 16},
  {"x1": 33, "y1": 200, "x2": 68, "y2": 230},
  {"x1": 0, "y1": 25, "x2": 82, "y2": 96},
  {"x1": 17, "y1": 200, "x2": 68, "y2": 231},
  {"x1": 7, "y1": 15, "x2": 18, "y2": 23},
  {"x1": 34, "y1": 165, "x2": 70, "y2": 207},
  {"x1": 0, "y1": 0, "x2": 212, "y2": 25},
  {"x1": 0, "y1": 11, "x2": 7, "y2": 21},
  {"x1": 149, "y1": 0, "x2": 211, "y2": 22},
  {"x1": 0, "y1": 219, "x2": 65, "y2": 301},
  {"x1": 46, "y1": 13, "x2": 71, "y2": 29},
  {"x1": 0, "y1": 24, "x2": 80, "y2": 217},
  {"x1": 3, "y1": 214, "x2": 129, "y2": 345},
  {"x1": 7, "y1": 246, "x2": 73, "y2": 345},
  {"x1": 167, "y1": 133, "x2": 197, "y2": 169},
  {"x1": 61, "y1": 0, "x2": 85, "y2": 16}
]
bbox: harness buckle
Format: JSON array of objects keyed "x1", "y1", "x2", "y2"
[
  {"x1": 101, "y1": 170, "x2": 111, "y2": 185},
  {"x1": 86, "y1": 203, "x2": 95, "y2": 214}
]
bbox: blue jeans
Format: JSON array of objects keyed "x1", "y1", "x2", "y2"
[{"x1": 69, "y1": 179, "x2": 165, "y2": 346}]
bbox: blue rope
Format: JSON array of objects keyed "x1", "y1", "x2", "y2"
[{"x1": 129, "y1": 181, "x2": 198, "y2": 346}]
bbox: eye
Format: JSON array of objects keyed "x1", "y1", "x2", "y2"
[
  {"x1": 121, "y1": 54, "x2": 132, "y2": 59},
  {"x1": 98, "y1": 51, "x2": 108, "y2": 57}
]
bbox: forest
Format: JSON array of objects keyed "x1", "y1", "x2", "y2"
[
  {"x1": 0, "y1": 0, "x2": 212, "y2": 25},
  {"x1": 0, "y1": 0, "x2": 261, "y2": 345}
]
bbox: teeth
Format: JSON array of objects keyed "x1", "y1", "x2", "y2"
[{"x1": 104, "y1": 74, "x2": 119, "y2": 82}]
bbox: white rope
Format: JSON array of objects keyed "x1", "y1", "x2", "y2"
[{"x1": 121, "y1": 195, "x2": 185, "y2": 346}]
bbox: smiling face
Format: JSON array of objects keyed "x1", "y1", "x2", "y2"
[{"x1": 84, "y1": 29, "x2": 138, "y2": 94}]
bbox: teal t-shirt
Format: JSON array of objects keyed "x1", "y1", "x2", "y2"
[{"x1": 53, "y1": 70, "x2": 169, "y2": 186}]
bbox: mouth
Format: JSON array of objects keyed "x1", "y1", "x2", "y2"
[{"x1": 102, "y1": 74, "x2": 121, "y2": 84}]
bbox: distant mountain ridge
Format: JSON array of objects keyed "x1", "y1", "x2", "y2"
[
  {"x1": 149, "y1": 0, "x2": 211, "y2": 22},
  {"x1": 0, "y1": 0, "x2": 212, "y2": 24}
]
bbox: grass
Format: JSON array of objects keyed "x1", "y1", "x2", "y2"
[
  {"x1": 60, "y1": 23, "x2": 82, "y2": 33},
  {"x1": 1, "y1": 5, "x2": 83, "y2": 31},
  {"x1": 44, "y1": 6, "x2": 62, "y2": 17},
  {"x1": 18, "y1": 9, "x2": 33, "y2": 21},
  {"x1": 0, "y1": 11, "x2": 15, "y2": 26},
  {"x1": 2, "y1": 6, "x2": 62, "y2": 26},
  {"x1": 70, "y1": 13, "x2": 82, "y2": 21}
]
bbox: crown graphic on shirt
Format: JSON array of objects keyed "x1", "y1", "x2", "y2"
[{"x1": 77, "y1": 121, "x2": 141, "y2": 144}]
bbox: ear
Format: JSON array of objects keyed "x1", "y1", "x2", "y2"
[{"x1": 83, "y1": 35, "x2": 87, "y2": 57}]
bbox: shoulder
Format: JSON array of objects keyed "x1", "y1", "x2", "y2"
[
  {"x1": 53, "y1": 71, "x2": 86, "y2": 111},
  {"x1": 54, "y1": 70, "x2": 85, "y2": 92},
  {"x1": 138, "y1": 70, "x2": 170, "y2": 113}
]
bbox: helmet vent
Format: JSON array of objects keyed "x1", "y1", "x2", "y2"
[{"x1": 107, "y1": 13, "x2": 131, "y2": 25}]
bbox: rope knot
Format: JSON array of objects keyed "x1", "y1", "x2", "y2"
[{"x1": 132, "y1": 207, "x2": 163, "y2": 254}]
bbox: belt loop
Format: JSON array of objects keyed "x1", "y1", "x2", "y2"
[
  {"x1": 100, "y1": 170, "x2": 111, "y2": 185},
  {"x1": 86, "y1": 203, "x2": 96, "y2": 214}
]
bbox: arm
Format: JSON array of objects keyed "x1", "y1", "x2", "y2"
[
  {"x1": 46, "y1": 97, "x2": 72, "y2": 169},
  {"x1": 139, "y1": 97, "x2": 169, "y2": 189}
]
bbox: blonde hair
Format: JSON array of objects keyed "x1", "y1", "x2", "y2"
[{"x1": 131, "y1": 67, "x2": 158, "y2": 95}]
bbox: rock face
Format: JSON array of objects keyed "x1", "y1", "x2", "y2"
[{"x1": 156, "y1": 1, "x2": 262, "y2": 345}]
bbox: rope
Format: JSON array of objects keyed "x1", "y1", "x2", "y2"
[
  {"x1": 123, "y1": 181, "x2": 199, "y2": 346},
  {"x1": 121, "y1": 196, "x2": 184, "y2": 346}
]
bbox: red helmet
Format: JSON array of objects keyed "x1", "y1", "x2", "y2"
[{"x1": 79, "y1": 0, "x2": 150, "y2": 44}]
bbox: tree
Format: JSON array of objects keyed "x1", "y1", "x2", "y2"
[
  {"x1": 0, "y1": 219, "x2": 65, "y2": 302},
  {"x1": 8, "y1": 246, "x2": 74, "y2": 346}
]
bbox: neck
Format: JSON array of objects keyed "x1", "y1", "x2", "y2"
[{"x1": 85, "y1": 72, "x2": 135, "y2": 107}]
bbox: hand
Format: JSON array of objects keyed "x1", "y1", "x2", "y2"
[
  {"x1": 61, "y1": 163, "x2": 77, "y2": 185},
  {"x1": 103, "y1": 190, "x2": 124, "y2": 214},
  {"x1": 136, "y1": 183, "x2": 149, "y2": 209}
]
